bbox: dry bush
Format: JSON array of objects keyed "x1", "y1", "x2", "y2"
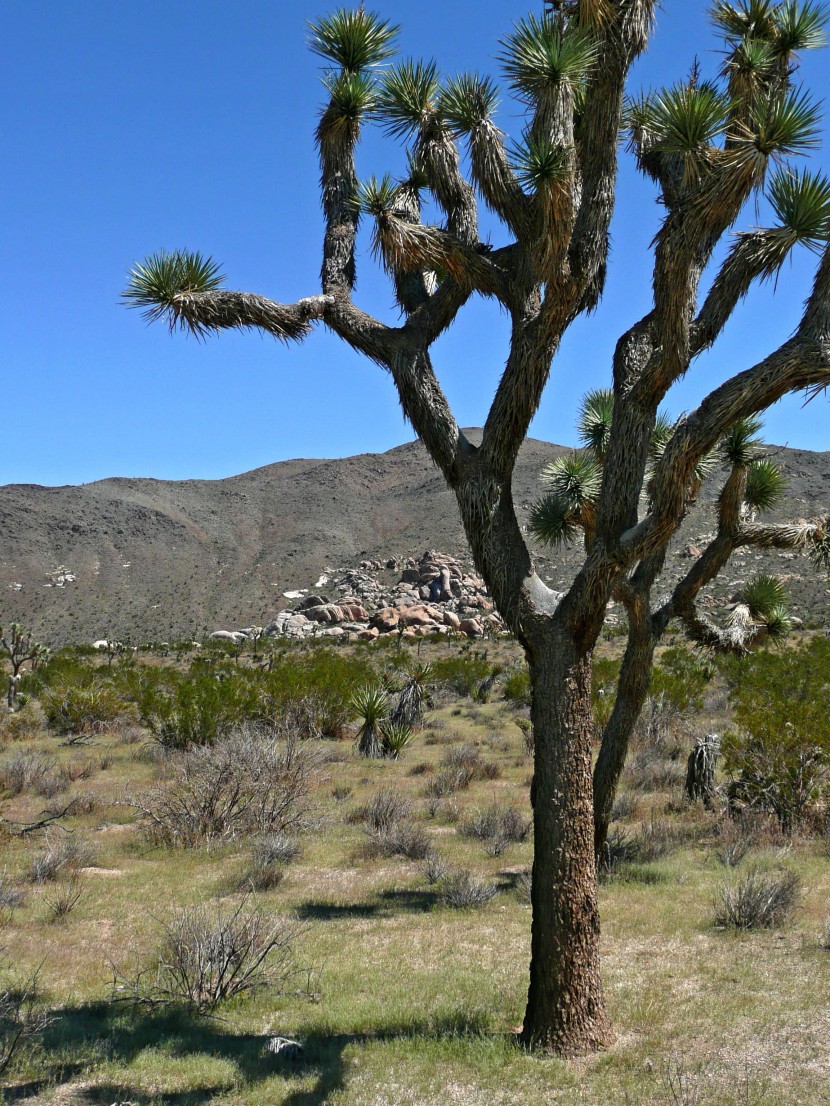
[
  {"x1": 242, "y1": 833, "x2": 302, "y2": 892},
  {"x1": 425, "y1": 795, "x2": 460, "y2": 822},
  {"x1": 29, "y1": 834, "x2": 94, "y2": 884},
  {"x1": 363, "y1": 820, "x2": 433, "y2": 862},
  {"x1": 715, "y1": 867, "x2": 801, "y2": 930},
  {"x1": 0, "y1": 958, "x2": 51, "y2": 1075},
  {"x1": 114, "y1": 896, "x2": 301, "y2": 1014},
  {"x1": 355, "y1": 788, "x2": 411, "y2": 835},
  {"x1": 459, "y1": 802, "x2": 531, "y2": 856},
  {"x1": 420, "y1": 852, "x2": 450, "y2": 885},
  {"x1": 712, "y1": 811, "x2": 783, "y2": 868},
  {"x1": 0, "y1": 751, "x2": 55, "y2": 796},
  {"x1": 610, "y1": 791, "x2": 639, "y2": 822},
  {"x1": 44, "y1": 873, "x2": 86, "y2": 923},
  {"x1": 514, "y1": 868, "x2": 532, "y2": 905},
  {"x1": 627, "y1": 753, "x2": 686, "y2": 793},
  {"x1": 134, "y1": 725, "x2": 318, "y2": 848},
  {"x1": 440, "y1": 870, "x2": 500, "y2": 909},
  {"x1": 0, "y1": 872, "x2": 25, "y2": 918}
]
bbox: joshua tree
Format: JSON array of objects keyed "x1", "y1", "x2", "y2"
[
  {"x1": 530, "y1": 402, "x2": 829, "y2": 857},
  {"x1": 0, "y1": 624, "x2": 46, "y2": 709},
  {"x1": 125, "y1": 2, "x2": 830, "y2": 1055}
]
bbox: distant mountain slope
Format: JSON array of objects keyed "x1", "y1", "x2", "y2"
[{"x1": 2, "y1": 432, "x2": 829, "y2": 644}]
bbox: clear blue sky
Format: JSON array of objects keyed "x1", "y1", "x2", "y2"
[{"x1": 3, "y1": 2, "x2": 829, "y2": 486}]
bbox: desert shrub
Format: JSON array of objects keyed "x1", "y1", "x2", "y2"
[
  {"x1": 610, "y1": 791, "x2": 638, "y2": 822},
  {"x1": 627, "y1": 753, "x2": 686, "y2": 793},
  {"x1": 425, "y1": 795, "x2": 460, "y2": 822},
  {"x1": 40, "y1": 681, "x2": 129, "y2": 736},
  {"x1": 721, "y1": 638, "x2": 830, "y2": 833},
  {"x1": 29, "y1": 834, "x2": 94, "y2": 884},
  {"x1": 44, "y1": 873, "x2": 86, "y2": 923},
  {"x1": 261, "y1": 650, "x2": 377, "y2": 738},
  {"x1": 514, "y1": 868, "x2": 532, "y2": 905},
  {"x1": 147, "y1": 671, "x2": 260, "y2": 750},
  {"x1": 421, "y1": 852, "x2": 450, "y2": 885},
  {"x1": 459, "y1": 802, "x2": 531, "y2": 856},
  {"x1": 0, "y1": 751, "x2": 56, "y2": 796},
  {"x1": 115, "y1": 897, "x2": 300, "y2": 1014},
  {"x1": 429, "y1": 652, "x2": 494, "y2": 698},
  {"x1": 135, "y1": 725, "x2": 317, "y2": 847},
  {"x1": 440, "y1": 870, "x2": 500, "y2": 909},
  {"x1": 442, "y1": 743, "x2": 498, "y2": 780},
  {"x1": 503, "y1": 666, "x2": 530, "y2": 706},
  {"x1": 715, "y1": 867, "x2": 801, "y2": 930},
  {"x1": 242, "y1": 833, "x2": 301, "y2": 892},
  {"x1": 650, "y1": 647, "x2": 711, "y2": 714},
  {"x1": 355, "y1": 787, "x2": 411, "y2": 833},
  {"x1": 363, "y1": 820, "x2": 433, "y2": 861},
  {"x1": 0, "y1": 873, "x2": 25, "y2": 917}
]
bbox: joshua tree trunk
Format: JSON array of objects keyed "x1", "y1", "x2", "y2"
[{"x1": 522, "y1": 628, "x2": 612, "y2": 1053}]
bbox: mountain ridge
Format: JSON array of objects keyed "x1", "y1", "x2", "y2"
[{"x1": 2, "y1": 432, "x2": 829, "y2": 644}]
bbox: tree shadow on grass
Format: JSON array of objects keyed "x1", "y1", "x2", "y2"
[
  {"x1": 296, "y1": 886, "x2": 439, "y2": 922},
  {"x1": 4, "y1": 1001, "x2": 495, "y2": 1106}
]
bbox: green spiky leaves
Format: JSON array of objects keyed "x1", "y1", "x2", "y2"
[
  {"x1": 719, "y1": 415, "x2": 765, "y2": 467},
  {"x1": 319, "y1": 70, "x2": 377, "y2": 138},
  {"x1": 376, "y1": 60, "x2": 441, "y2": 140},
  {"x1": 744, "y1": 458, "x2": 787, "y2": 511},
  {"x1": 354, "y1": 174, "x2": 398, "y2": 218},
  {"x1": 308, "y1": 9, "x2": 399, "y2": 72},
  {"x1": 499, "y1": 15, "x2": 599, "y2": 102},
  {"x1": 711, "y1": 1, "x2": 781, "y2": 42},
  {"x1": 123, "y1": 250, "x2": 225, "y2": 329},
  {"x1": 511, "y1": 132, "x2": 572, "y2": 193},
  {"x1": 775, "y1": 0, "x2": 829, "y2": 53},
  {"x1": 529, "y1": 454, "x2": 602, "y2": 547},
  {"x1": 648, "y1": 82, "x2": 732, "y2": 155},
  {"x1": 743, "y1": 86, "x2": 823, "y2": 157},
  {"x1": 439, "y1": 74, "x2": 500, "y2": 136},
  {"x1": 768, "y1": 165, "x2": 830, "y2": 247},
  {"x1": 578, "y1": 389, "x2": 614, "y2": 461},
  {"x1": 738, "y1": 573, "x2": 788, "y2": 617}
]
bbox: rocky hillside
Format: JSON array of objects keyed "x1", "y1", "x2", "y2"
[{"x1": 2, "y1": 431, "x2": 829, "y2": 644}]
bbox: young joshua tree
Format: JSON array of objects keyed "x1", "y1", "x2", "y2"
[
  {"x1": 125, "y1": 2, "x2": 830, "y2": 1055},
  {"x1": 0, "y1": 624, "x2": 46, "y2": 709}
]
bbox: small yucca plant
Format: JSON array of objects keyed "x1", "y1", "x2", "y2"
[{"x1": 351, "y1": 684, "x2": 390, "y2": 758}]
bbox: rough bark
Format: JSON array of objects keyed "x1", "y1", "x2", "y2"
[{"x1": 521, "y1": 631, "x2": 612, "y2": 1054}]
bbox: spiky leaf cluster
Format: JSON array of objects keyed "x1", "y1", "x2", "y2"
[
  {"x1": 718, "y1": 415, "x2": 764, "y2": 467},
  {"x1": 439, "y1": 74, "x2": 500, "y2": 136},
  {"x1": 499, "y1": 15, "x2": 598, "y2": 102},
  {"x1": 376, "y1": 60, "x2": 441, "y2": 140},
  {"x1": 741, "y1": 86, "x2": 823, "y2": 158},
  {"x1": 354, "y1": 174, "x2": 398, "y2": 217},
  {"x1": 744, "y1": 458, "x2": 786, "y2": 511},
  {"x1": 739, "y1": 573, "x2": 788, "y2": 617},
  {"x1": 714, "y1": 0, "x2": 828, "y2": 54},
  {"x1": 647, "y1": 82, "x2": 731, "y2": 155},
  {"x1": 319, "y1": 70, "x2": 377, "y2": 139},
  {"x1": 768, "y1": 165, "x2": 830, "y2": 247},
  {"x1": 512, "y1": 133, "x2": 572, "y2": 193},
  {"x1": 308, "y1": 9, "x2": 399, "y2": 71},
  {"x1": 123, "y1": 251, "x2": 224, "y2": 328},
  {"x1": 529, "y1": 454, "x2": 602, "y2": 547},
  {"x1": 578, "y1": 389, "x2": 614, "y2": 460}
]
